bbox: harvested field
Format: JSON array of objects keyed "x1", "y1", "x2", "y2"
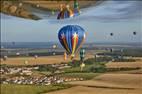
[
  {"x1": 106, "y1": 61, "x2": 142, "y2": 68},
  {"x1": 46, "y1": 86, "x2": 142, "y2": 94},
  {"x1": 68, "y1": 73, "x2": 142, "y2": 89},
  {"x1": 47, "y1": 73, "x2": 142, "y2": 94},
  {"x1": 0, "y1": 54, "x2": 94, "y2": 65}
]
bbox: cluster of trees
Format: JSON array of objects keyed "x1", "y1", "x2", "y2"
[
  {"x1": 67, "y1": 58, "x2": 107, "y2": 73},
  {"x1": 37, "y1": 65, "x2": 57, "y2": 73}
]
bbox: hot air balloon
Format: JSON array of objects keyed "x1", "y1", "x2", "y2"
[
  {"x1": 34, "y1": 55, "x2": 38, "y2": 59},
  {"x1": 57, "y1": 0, "x2": 81, "y2": 20},
  {"x1": 24, "y1": 60, "x2": 29, "y2": 65},
  {"x1": 51, "y1": 9, "x2": 55, "y2": 15},
  {"x1": 73, "y1": 0, "x2": 81, "y2": 16},
  {"x1": 3, "y1": 56, "x2": 8, "y2": 61},
  {"x1": 80, "y1": 48, "x2": 85, "y2": 62},
  {"x1": 52, "y1": 44, "x2": 57, "y2": 49},
  {"x1": 64, "y1": 52, "x2": 67, "y2": 60},
  {"x1": 80, "y1": 48, "x2": 85, "y2": 71},
  {"x1": 16, "y1": 52, "x2": 20, "y2": 56},
  {"x1": 53, "y1": 52, "x2": 56, "y2": 55},
  {"x1": 110, "y1": 33, "x2": 113, "y2": 36},
  {"x1": 133, "y1": 31, "x2": 137, "y2": 35},
  {"x1": 57, "y1": 4, "x2": 74, "y2": 20},
  {"x1": 80, "y1": 63, "x2": 85, "y2": 71},
  {"x1": 58, "y1": 25, "x2": 86, "y2": 59},
  {"x1": 12, "y1": 42, "x2": 15, "y2": 45}
]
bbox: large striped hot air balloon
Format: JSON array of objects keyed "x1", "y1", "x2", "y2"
[{"x1": 58, "y1": 25, "x2": 86, "y2": 59}]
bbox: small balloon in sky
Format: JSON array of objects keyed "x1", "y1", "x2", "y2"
[
  {"x1": 110, "y1": 33, "x2": 113, "y2": 36},
  {"x1": 133, "y1": 31, "x2": 137, "y2": 35}
]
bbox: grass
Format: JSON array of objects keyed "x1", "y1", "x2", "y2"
[
  {"x1": 59, "y1": 73, "x2": 100, "y2": 80},
  {"x1": 0, "y1": 84, "x2": 72, "y2": 94}
]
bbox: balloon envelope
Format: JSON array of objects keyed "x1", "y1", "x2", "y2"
[
  {"x1": 58, "y1": 25, "x2": 86, "y2": 57},
  {"x1": 57, "y1": 5, "x2": 74, "y2": 20},
  {"x1": 80, "y1": 48, "x2": 85, "y2": 61},
  {"x1": 133, "y1": 31, "x2": 136, "y2": 35},
  {"x1": 110, "y1": 33, "x2": 113, "y2": 36}
]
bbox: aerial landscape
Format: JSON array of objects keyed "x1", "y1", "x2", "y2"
[{"x1": 0, "y1": 0, "x2": 142, "y2": 94}]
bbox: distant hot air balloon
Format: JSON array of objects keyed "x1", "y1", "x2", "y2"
[
  {"x1": 58, "y1": 25, "x2": 86, "y2": 59},
  {"x1": 80, "y1": 48, "x2": 85, "y2": 62},
  {"x1": 80, "y1": 48, "x2": 85, "y2": 71},
  {"x1": 64, "y1": 52, "x2": 67, "y2": 60},
  {"x1": 51, "y1": 9, "x2": 55, "y2": 15},
  {"x1": 24, "y1": 60, "x2": 29, "y2": 65},
  {"x1": 133, "y1": 31, "x2": 137, "y2": 35},
  {"x1": 80, "y1": 63, "x2": 85, "y2": 71},
  {"x1": 53, "y1": 52, "x2": 56, "y2": 55},
  {"x1": 12, "y1": 42, "x2": 15, "y2": 45},
  {"x1": 110, "y1": 33, "x2": 113, "y2": 36},
  {"x1": 52, "y1": 44, "x2": 57, "y2": 49},
  {"x1": 110, "y1": 48, "x2": 113, "y2": 52},
  {"x1": 16, "y1": 52, "x2": 20, "y2": 56},
  {"x1": 34, "y1": 55, "x2": 38, "y2": 59},
  {"x1": 3, "y1": 56, "x2": 8, "y2": 61}
]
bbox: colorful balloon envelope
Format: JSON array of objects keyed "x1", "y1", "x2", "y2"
[
  {"x1": 57, "y1": 5, "x2": 74, "y2": 20},
  {"x1": 57, "y1": 0, "x2": 80, "y2": 20},
  {"x1": 58, "y1": 25, "x2": 86, "y2": 58}
]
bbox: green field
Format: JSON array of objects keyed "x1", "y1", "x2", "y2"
[
  {"x1": 59, "y1": 73, "x2": 100, "y2": 80},
  {"x1": 63, "y1": 61, "x2": 107, "y2": 73},
  {"x1": 0, "y1": 84, "x2": 72, "y2": 94}
]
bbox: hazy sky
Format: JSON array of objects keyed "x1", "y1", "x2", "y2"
[{"x1": 1, "y1": 0, "x2": 142, "y2": 43}]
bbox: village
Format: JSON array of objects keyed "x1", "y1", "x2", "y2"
[{"x1": 0, "y1": 64, "x2": 83, "y2": 86}]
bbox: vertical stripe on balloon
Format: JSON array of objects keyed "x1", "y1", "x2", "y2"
[
  {"x1": 72, "y1": 32, "x2": 78, "y2": 55},
  {"x1": 61, "y1": 33, "x2": 70, "y2": 53}
]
